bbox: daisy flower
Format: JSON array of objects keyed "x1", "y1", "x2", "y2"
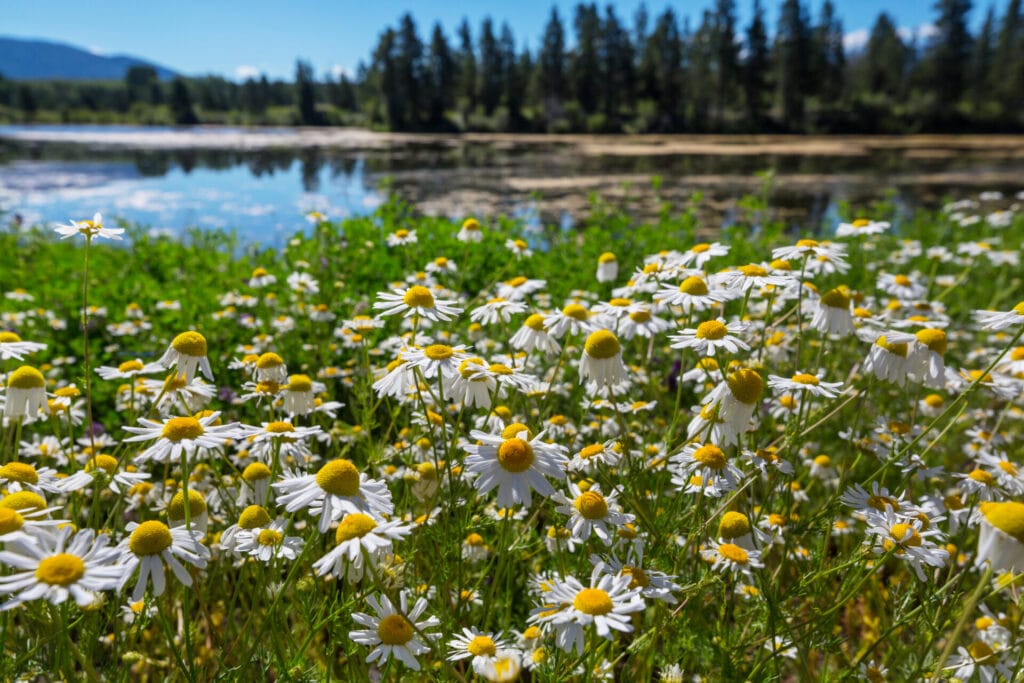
[
  {"x1": 386, "y1": 228, "x2": 418, "y2": 247},
  {"x1": 669, "y1": 319, "x2": 749, "y2": 356},
  {"x1": 701, "y1": 538, "x2": 764, "y2": 577},
  {"x1": 836, "y1": 218, "x2": 890, "y2": 237},
  {"x1": 906, "y1": 328, "x2": 948, "y2": 388},
  {"x1": 458, "y1": 217, "x2": 484, "y2": 242},
  {"x1": 670, "y1": 442, "x2": 744, "y2": 494},
  {"x1": 313, "y1": 512, "x2": 412, "y2": 582},
  {"x1": 680, "y1": 242, "x2": 730, "y2": 269},
  {"x1": 688, "y1": 368, "x2": 764, "y2": 447},
  {"x1": 247, "y1": 266, "x2": 276, "y2": 288},
  {"x1": 973, "y1": 301, "x2": 1024, "y2": 330},
  {"x1": 505, "y1": 238, "x2": 533, "y2": 259},
  {"x1": 655, "y1": 276, "x2": 734, "y2": 311},
  {"x1": 401, "y1": 343, "x2": 470, "y2": 381},
  {"x1": 946, "y1": 641, "x2": 1014, "y2": 683},
  {"x1": 618, "y1": 306, "x2": 671, "y2": 340},
  {"x1": 860, "y1": 331, "x2": 916, "y2": 386},
  {"x1": 865, "y1": 509, "x2": 949, "y2": 581},
  {"x1": 529, "y1": 564, "x2": 645, "y2": 655},
  {"x1": 579, "y1": 329, "x2": 629, "y2": 389},
  {"x1": 877, "y1": 273, "x2": 927, "y2": 300},
  {"x1": 372, "y1": 285, "x2": 463, "y2": 323},
  {"x1": 0, "y1": 331, "x2": 46, "y2": 361},
  {"x1": 447, "y1": 628, "x2": 514, "y2": 671},
  {"x1": 0, "y1": 526, "x2": 123, "y2": 610},
  {"x1": 118, "y1": 520, "x2": 209, "y2": 601},
  {"x1": 4, "y1": 366, "x2": 47, "y2": 419},
  {"x1": 273, "y1": 459, "x2": 394, "y2": 533},
  {"x1": 567, "y1": 441, "x2": 621, "y2": 472},
  {"x1": 545, "y1": 302, "x2": 596, "y2": 338},
  {"x1": 771, "y1": 239, "x2": 847, "y2": 265},
  {"x1": 95, "y1": 358, "x2": 163, "y2": 381},
  {"x1": 717, "y1": 264, "x2": 794, "y2": 293},
  {"x1": 509, "y1": 314, "x2": 561, "y2": 355},
  {"x1": 282, "y1": 374, "x2": 317, "y2": 415},
  {"x1": 234, "y1": 518, "x2": 304, "y2": 563},
  {"x1": 54, "y1": 212, "x2": 124, "y2": 241},
  {"x1": 247, "y1": 420, "x2": 322, "y2": 467},
  {"x1": 157, "y1": 331, "x2": 214, "y2": 383},
  {"x1": 974, "y1": 501, "x2": 1024, "y2": 573},
  {"x1": 123, "y1": 412, "x2": 240, "y2": 465},
  {"x1": 552, "y1": 482, "x2": 634, "y2": 545},
  {"x1": 593, "y1": 549, "x2": 680, "y2": 604},
  {"x1": 463, "y1": 426, "x2": 568, "y2": 508},
  {"x1": 349, "y1": 591, "x2": 440, "y2": 671},
  {"x1": 810, "y1": 286, "x2": 855, "y2": 337},
  {"x1": 767, "y1": 371, "x2": 844, "y2": 399},
  {"x1": 595, "y1": 252, "x2": 618, "y2": 282},
  {"x1": 471, "y1": 298, "x2": 528, "y2": 325},
  {"x1": 496, "y1": 276, "x2": 547, "y2": 301}
]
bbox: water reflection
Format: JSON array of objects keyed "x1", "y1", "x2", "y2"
[{"x1": 1, "y1": 127, "x2": 1023, "y2": 244}]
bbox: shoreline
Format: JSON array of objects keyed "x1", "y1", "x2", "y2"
[{"x1": 4, "y1": 124, "x2": 1024, "y2": 157}]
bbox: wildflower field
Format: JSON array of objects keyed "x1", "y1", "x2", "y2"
[{"x1": 1, "y1": 190, "x2": 1024, "y2": 682}]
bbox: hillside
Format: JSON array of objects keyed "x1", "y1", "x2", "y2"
[{"x1": 0, "y1": 36, "x2": 177, "y2": 81}]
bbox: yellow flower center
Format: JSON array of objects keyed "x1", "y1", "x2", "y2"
[
  {"x1": 171, "y1": 331, "x2": 207, "y2": 357},
  {"x1": 980, "y1": 501, "x2": 1024, "y2": 543},
  {"x1": 796, "y1": 239, "x2": 819, "y2": 248},
  {"x1": 819, "y1": 286, "x2": 851, "y2": 309},
  {"x1": 718, "y1": 511, "x2": 751, "y2": 539},
  {"x1": 692, "y1": 444, "x2": 727, "y2": 470},
  {"x1": 875, "y1": 336, "x2": 908, "y2": 357},
  {"x1": 489, "y1": 363, "x2": 513, "y2": 375},
  {"x1": 976, "y1": 616, "x2": 995, "y2": 631},
  {"x1": 0, "y1": 462, "x2": 39, "y2": 484},
  {"x1": 573, "y1": 588, "x2": 613, "y2": 615},
  {"x1": 628, "y1": 309, "x2": 651, "y2": 323},
  {"x1": 464, "y1": 533, "x2": 485, "y2": 546},
  {"x1": 256, "y1": 353, "x2": 284, "y2": 370},
  {"x1": 161, "y1": 417, "x2": 205, "y2": 442},
  {"x1": 609, "y1": 298, "x2": 631, "y2": 308},
  {"x1": 852, "y1": 218, "x2": 870, "y2": 227},
  {"x1": 969, "y1": 469, "x2": 995, "y2": 485},
  {"x1": 36, "y1": 553, "x2": 86, "y2": 586},
  {"x1": 584, "y1": 330, "x2": 621, "y2": 359},
  {"x1": 0, "y1": 508, "x2": 25, "y2": 534},
  {"x1": 424, "y1": 344, "x2": 454, "y2": 361},
  {"x1": 256, "y1": 528, "x2": 283, "y2": 546},
  {"x1": 0, "y1": 491, "x2": 46, "y2": 512},
  {"x1": 513, "y1": 239, "x2": 528, "y2": 250},
  {"x1": 402, "y1": 286, "x2": 435, "y2": 308},
  {"x1": 598, "y1": 252, "x2": 616, "y2": 264},
  {"x1": 7, "y1": 366, "x2": 45, "y2": 389},
  {"x1": 562, "y1": 303, "x2": 589, "y2": 321},
  {"x1": 524, "y1": 314, "x2": 546, "y2": 331},
  {"x1": 792, "y1": 373, "x2": 820, "y2": 386},
  {"x1": 129, "y1": 521, "x2": 173, "y2": 556},
  {"x1": 395, "y1": 229, "x2": 409, "y2": 239},
  {"x1": 579, "y1": 444, "x2": 605, "y2": 460},
  {"x1": 335, "y1": 513, "x2": 378, "y2": 542},
  {"x1": 727, "y1": 369, "x2": 763, "y2": 404},
  {"x1": 915, "y1": 329, "x2": 947, "y2": 355},
  {"x1": 468, "y1": 635, "x2": 497, "y2": 657},
  {"x1": 695, "y1": 320, "x2": 728, "y2": 340},
  {"x1": 252, "y1": 267, "x2": 268, "y2": 278},
  {"x1": 622, "y1": 566, "x2": 649, "y2": 589},
  {"x1": 287, "y1": 375, "x2": 313, "y2": 392},
  {"x1": 867, "y1": 495, "x2": 900, "y2": 512},
  {"x1": 497, "y1": 438, "x2": 535, "y2": 473},
  {"x1": 678, "y1": 276, "x2": 709, "y2": 295},
  {"x1": 242, "y1": 463, "x2": 272, "y2": 483},
  {"x1": 738, "y1": 264, "x2": 767, "y2": 277},
  {"x1": 574, "y1": 491, "x2": 609, "y2": 520},
  {"x1": 1013, "y1": 301, "x2": 1024, "y2": 315},
  {"x1": 238, "y1": 505, "x2": 272, "y2": 529},
  {"x1": 717, "y1": 543, "x2": 749, "y2": 564},
  {"x1": 266, "y1": 421, "x2": 295, "y2": 434},
  {"x1": 501, "y1": 422, "x2": 533, "y2": 439},
  {"x1": 893, "y1": 275, "x2": 912, "y2": 287},
  {"x1": 462, "y1": 218, "x2": 480, "y2": 231},
  {"x1": 377, "y1": 614, "x2": 414, "y2": 645},
  {"x1": 168, "y1": 489, "x2": 207, "y2": 520},
  {"x1": 316, "y1": 460, "x2": 361, "y2": 496},
  {"x1": 691, "y1": 242, "x2": 711, "y2": 253},
  {"x1": 967, "y1": 641, "x2": 996, "y2": 664},
  {"x1": 0, "y1": 331, "x2": 22, "y2": 343},
  {"x1": 813, "y1": 455, "x2": 831, "y2": 468}
]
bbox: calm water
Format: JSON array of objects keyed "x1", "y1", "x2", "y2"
[{"x1": 2, "y1": 125, "x2": 1023, "y2": 245}]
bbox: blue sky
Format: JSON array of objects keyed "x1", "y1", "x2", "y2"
[{"x1": 3, "y1": 1, "x2": 1012, "y2": 81}]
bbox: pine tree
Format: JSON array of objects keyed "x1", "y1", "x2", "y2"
[
  {"x1": 813, "y1": 0, "x2": 846, "y2": 104},
  {"x1": 711, "y1": 0, "x2": 739, "y2": 128},
  {"x1": 649, "y1": 8, "x2": 685, "y2": 130},
  {"x1": 571, "y1": 3, "x2": 602, "y2": 117},
  {"x1": 690, "y1": 11, "x2": 715, "y2": 131},
  {"x1": 395, "y1": 14, "x2": 425, "y2": 127},
  {"x1": 926, "y1": 0, "x2": 974, "y2": 110},
  {"x1": 992, "y1": 0, "x2": 1023, "y2": 118},
  {"x1": 479, "y1": 18, "x2": 503, "y2": 116},
  {"x1": 859, "y1": 13, "x2": 910, "y2": 101},
  {"x1": 295, "y1": 60, "x2": 319, "y2": 125},
  {"x1": 456, "y1": 19, "x2": 478, "y2": 121},
  {"x1": 775, "y1": 0, "x2": 812, "y2": 130},
  {"x1": 169, "y1": 78, "x2": 198, "y2": 125},
  {"x1": 743, "y1": 0, "x2": 772, "y2": 128},
  {"x1": 600, "y1": 5, "x2": 634, "y2": 128},
  {"x1": 538, "y1": 7, "x2": 567, "y2": 127},
  {"x1": 427, "y1": 23, "x2": 455, "y2": 126},
  {"x1": 968, "y1": 6, "x2": 997, "y2": 115}
]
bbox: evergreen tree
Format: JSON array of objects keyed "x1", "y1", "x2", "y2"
[
  {"x1": 571, "y1": 3, "x2": 602, "y2": 116},
  {"x1": 125, "y1": 66, "x2": 160, "y2": 106},
  {"x1": 743, "y1": 0, "x2": 772, "y2": 127},
  {"x1": 538, "y1": 7, "x2": 567, "y2": 127},
  {"x1": 649, "y1": 8, "x2": 685, "y2": 130},
  {"x1": 395, "y1": 14, "x2": 425, "y2": 127},
  {"x1": 925, "y1": 0, "x2": 973, "y2": 109},
  {"x1": 372, "y1": 29, "x2": 402, "y2": 127},
  {"x1": 169, "y1": 77, "x2": 198, "y2": 125},
  {"x1": 295, "y1": 60, "x2": 319, "y2": 125},
  {"x1": 690, "y1": 11, "x2": 715, "y2": 131},
  {"x1": 600, "y1": 5, "x2": 634, "y2": 127},
  {"x1": 775, "y1": 0, "x2": 812, "y2": 130},
  {"x1": 993, "y1": 0, "x2": 1023, "y2": 117},
  {"x1": 711, "y1": 0, "x2": 740, "y2": 128},
  {"x1": 858, "y1": 13, "x2": 910, "y2": 101},
  {"x1": 427, "y1": 23, "x2": 455, "y2": 126},
  {"x1": 968, "y1": 6, "x2": 997, "y2": 115},
  {"x1": 456, "y1": 19, "x2": 478, "y2": 119},
  {"x1": 479, "y1": 18, "x2": 503, "y2": 116},
  {"x1": 813, "y1": 0, "x2": 846, "y2": 103}
]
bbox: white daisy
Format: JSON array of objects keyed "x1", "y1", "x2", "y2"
[
  {"x1": 273, "y1": 459, "x2": 394, "y2": 533},
  {"x1": 0, "y1": 332, "x2": 46, "y2": 361},
  {"x1": 123, "y1": 412, "x2": 241, "y2": 465},
  {"x1": 117, "y1": 520, "x2": 209, "y2": 601},
  {"x1": 579, "y1": 329, "x2": 629, "y2": 389},
  {"x1": 349, "y1": 591, "x2": 440, "y2": 671},
  {"x1": 157, "y1": 331, "x2": 214, "y2": 383},
  {"x1": 54, "y1": 212, "x2": 124, "y2": 241},
  {"x1": 372, "y1": 285, "x2": 463, "y2": 322},
  {"x1": 463, "y1": 427, "x2": 568, "y2": 508},
  {"x1": 313, "y1": 513, "x2": 412, "y2": 583},
  {"x1": 767, "y1": 371, "x2": 844, "y2": 399},
  {"x1": 669, "y1": 319, "x2": 749, "y2": 356},
  {"x1": 552, "y1": 482, "x2": 634, "y2": 545}
]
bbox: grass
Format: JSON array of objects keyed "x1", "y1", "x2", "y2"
[{"x1": 0, "y1": 190, "x2": 1022, "y2": 682}]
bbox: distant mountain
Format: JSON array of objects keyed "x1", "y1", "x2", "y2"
[{"x1": 0, "y1": 36, "x2": 178, "y2": 81}]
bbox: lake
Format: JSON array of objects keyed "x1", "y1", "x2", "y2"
[{"x1": 2, "y1": 125, "x2": 1023, "y2": 244}]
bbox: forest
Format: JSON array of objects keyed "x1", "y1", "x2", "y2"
[{"x1": 1, "y1": 0, "x2": 1022, "y2": 134}]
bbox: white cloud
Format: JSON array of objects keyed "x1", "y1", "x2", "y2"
[
  {"x1": 234, "y1": 65, "x2": 261, "y2": 80},
  {"x1": 88, "y1": 45, "x2": 107, "y2": 56},
  {"x1": 329, "y1": 64, "x2": 351, "y2": 80},
  {"x1": 843, "y1": 29, "x2": 869, "y2": 52},
  {"x1": 898, "y1": 23, "x2": 938, "y2": 44}
]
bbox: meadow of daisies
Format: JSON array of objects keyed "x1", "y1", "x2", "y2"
[{"x1": 1, "y1": 190, "x2": 1023, "y2": 682}]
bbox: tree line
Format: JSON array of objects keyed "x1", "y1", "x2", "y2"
[{"x1": 1, "y1": 0, "x2": 1022, "y2": 133}]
